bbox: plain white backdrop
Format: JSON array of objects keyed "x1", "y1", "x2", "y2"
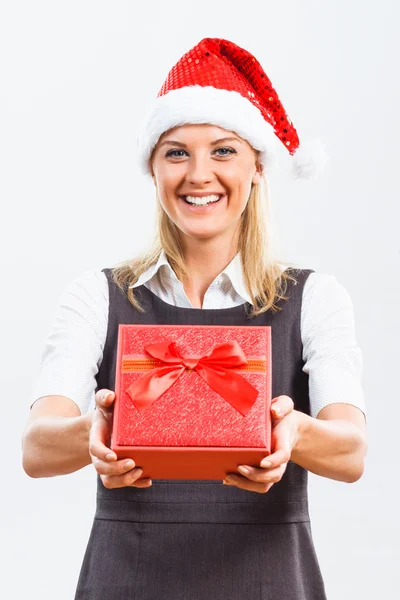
[{"x1": 2, "y1": 1, "x2": 399, "y2": 598}]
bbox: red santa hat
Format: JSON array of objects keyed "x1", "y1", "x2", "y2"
[{"x1": 137, "y1": 38, "x2": 327, "y2": 179}]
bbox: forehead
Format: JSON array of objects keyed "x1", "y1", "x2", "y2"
[{"x1": 157, "y1": 123, "x2": 243, "y2": 145}]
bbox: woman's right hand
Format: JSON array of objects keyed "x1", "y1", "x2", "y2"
[{"x1": 89, "y1": 389, "x2": 152, "y2": 488}]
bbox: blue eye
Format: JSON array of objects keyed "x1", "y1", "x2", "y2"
[
  {"x1": 165, "y1": 147, "x2": 236, "y2": 158},
  {"x1": 166, "y1": 149, "x2": 187, "y2": 158},
  {"x1": 214, "y1": 147, "x2": 236, "y2": 156}
]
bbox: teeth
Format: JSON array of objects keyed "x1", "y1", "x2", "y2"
[{"x1": 183, "y1": 194, "x2": 222, "y2": 206}]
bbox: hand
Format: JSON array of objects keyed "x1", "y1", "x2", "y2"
[
  {"x1": 89, "y1": 389, "x2": 152, "y2": 489},
  {"x1": 222, "y1": 395, "x2": 300, "y2": 493}
]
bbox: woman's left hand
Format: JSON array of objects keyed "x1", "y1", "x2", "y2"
[{"x1": 222, "y1": 395, "x2": 300, "y2": 493}]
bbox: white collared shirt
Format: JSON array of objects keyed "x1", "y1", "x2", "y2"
[
  {"x1": 30, "y1": 251, "x2": 366, "y2": 420},
  {"x1": 129, "y1": 251, "x2": 254, "y2": 309}
]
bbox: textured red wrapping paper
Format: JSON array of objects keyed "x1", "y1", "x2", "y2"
[{"x1": 111, "y1": 324, "x2": 272, "y2": 480}]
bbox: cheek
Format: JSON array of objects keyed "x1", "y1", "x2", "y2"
[
  {"x1": 157, "y1": 169, "x2": 182, "y2": 194},
  {"x1": 221, "y1": 162, "x2": 253, "y2": 187},
  {"x1": 224, "y1": 176, "x2": 251, "y2": 203},
  {"x1": 156, "y1": 181, "x2": 180, "y2": 218}
]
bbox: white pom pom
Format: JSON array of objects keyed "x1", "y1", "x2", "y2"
[{"x1": 292, "y1": 139, "x2": 328, "y2": 180}]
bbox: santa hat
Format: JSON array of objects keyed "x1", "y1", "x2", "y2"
[{"x1": 137, "y1": 38, "x2": 327, "y2": 180}]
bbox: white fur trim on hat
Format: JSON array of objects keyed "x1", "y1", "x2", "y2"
[
  {"x1": 292, "y1": 139, "x2": 328, "y2": 180},
  {"x1": 136, "y1": 85, "x2": 279, "y2": 176}
]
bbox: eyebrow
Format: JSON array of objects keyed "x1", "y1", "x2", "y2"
[{"x1": 158, "y1": 137, "x2": 243, "y2": 149}]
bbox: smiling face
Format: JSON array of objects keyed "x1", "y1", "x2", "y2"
[{"x1": 150, "y1": 124, "x2": 262, "y2": 245}]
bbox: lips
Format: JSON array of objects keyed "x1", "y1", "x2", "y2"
[{"x1": 179, "y1": 192, "x2": 226, "y2": 198}]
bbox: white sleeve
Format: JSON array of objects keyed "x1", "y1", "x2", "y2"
[
  {"x1": 29, "y1": 270, "x2": 109, "y2": 415},
  {"x1": 301, "y1": 272, "x2": 366, "y2": 420}
]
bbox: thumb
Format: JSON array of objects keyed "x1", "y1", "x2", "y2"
[
  {"x1": 271, "y1": 395, "x2": 294, "y2": 421},
  {"x1": 95, "y1": 389, "x2": 115, "y2": 417}
]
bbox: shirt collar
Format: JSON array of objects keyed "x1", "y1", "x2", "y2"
[
  {"x1": 129, "y1": 249, "x2": 254, "y2": 305},
  {"x1": 222, "y1": 252, "x2": 253, "y2": 305},
  {"x1": 128, "y1": 250, "x2": 171, "y2": 289}
]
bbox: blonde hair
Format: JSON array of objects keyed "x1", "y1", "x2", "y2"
[{"x1": 110, "y1": 172, "x2": 298, "y2": 318}]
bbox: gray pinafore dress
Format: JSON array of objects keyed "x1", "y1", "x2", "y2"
[{"x1": 74, "y1": 267, "x2": 328, "y2": 600}]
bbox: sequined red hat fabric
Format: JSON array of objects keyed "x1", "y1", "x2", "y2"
[
  {"x1": 136, "y1": 38, "x2": 327, "y2": 179},
  {"x1": 158, "y1": 38, "x2": 299, "y2": 155}
]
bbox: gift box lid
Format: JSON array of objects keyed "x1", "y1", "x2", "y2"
[{"x1": 113, "y1": 324, "x2": 272, "y2": 448}]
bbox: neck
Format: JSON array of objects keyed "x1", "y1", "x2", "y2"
[{"x1": 179, "y1": 232, "x2": 240, "y2": 308}]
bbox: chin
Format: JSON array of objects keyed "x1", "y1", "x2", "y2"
[{"x1": 183, "y1": 228, "x2": 223, "y2": 239}]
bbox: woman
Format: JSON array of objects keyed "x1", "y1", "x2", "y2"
[{"x1": 22, "y1": 38, "x2": 367, "y2": 599}]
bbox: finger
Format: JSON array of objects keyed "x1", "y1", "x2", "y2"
[
  {"x1": 95, "y1": 389, "x2": 116, "y2": 419},
  {"x1": 260, "y1": 426, "x2": 292, "y2": 468},
  {"x1": 270, "y1": 395, "x2": 294, "y2": 420},
  {"x1": 92, "y1": 456, "x2": 137, "y2": 476},
  {"x1": 101, "y1": 467, "x2": 151, "y2": 489},
  {"x1": 95, "y1": 389, "x2": 115, "y2": 406},
  {"x1": 237, "y1": 463, "x2": 288, "y2": 483},
  {"x1": 130, "y1": 478, "x2": 153, "y2": 487},
  {"x1": 223, "y1": 474, "x2": 275, "y2": 494},
  {"x1": 260, "y1": 446, "x2": 290, "y2": 469}
]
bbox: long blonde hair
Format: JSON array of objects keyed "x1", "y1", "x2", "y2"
[{"x1": 110, "y1": 172, "x2": 298, "y2": 318}]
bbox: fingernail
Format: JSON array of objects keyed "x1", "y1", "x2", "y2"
[
  {"x1": 103, "y1": 391, "x2": 113, "y2": 401},
  {"x1": 261, "y1": 460, "x2": 272, "y2": 468},
  {"x1": 273, "y1": 406, "x2": 281, "y2": 415},
  {"x1": 106, "y1": 452, "x2": 116, "y2": 460},
  {"x1": 124, "y1": 460, "x2": 135, "y2": 469},
  {"x1": 238, "y1": 466, "x2": 250, "y2": 475},
  {"x1": 225, "y1": 475, "x2": 236, "y2": 483}
]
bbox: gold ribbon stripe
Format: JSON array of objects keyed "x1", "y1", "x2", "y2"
[{"x1": 122, "y1": 357, "x2": 266, "y2": 373}]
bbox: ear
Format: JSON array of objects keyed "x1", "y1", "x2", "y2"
[
  {"x1": 251, "y1": 153, "x2": 263, "y2": 184},
  {"x1": 252, "y1": 165, "x2": 263, "y2": 185},
  {"x1": 150, "y1": 164, "x2": 156, "y2": 186}
]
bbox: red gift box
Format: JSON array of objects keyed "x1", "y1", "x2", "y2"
[{"x1": 111, "y1": 324, "x2": 272, "y2": 480}]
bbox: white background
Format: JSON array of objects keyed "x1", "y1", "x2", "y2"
[{"x1": 2, "y1": 1, "x2": 399, "y2": 598}]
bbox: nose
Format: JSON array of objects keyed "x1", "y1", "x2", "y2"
[{"x1": 185, "y1": 155, "x2": 214, "y2": 185}]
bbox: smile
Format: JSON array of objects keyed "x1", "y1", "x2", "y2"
[{"x1": 180, "y1": 194, "x2": 224, "y2": 206}]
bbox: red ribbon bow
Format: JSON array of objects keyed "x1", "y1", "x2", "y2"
[{"x1": 125, "y1": 340, "x2": 259, "y2": 416}]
